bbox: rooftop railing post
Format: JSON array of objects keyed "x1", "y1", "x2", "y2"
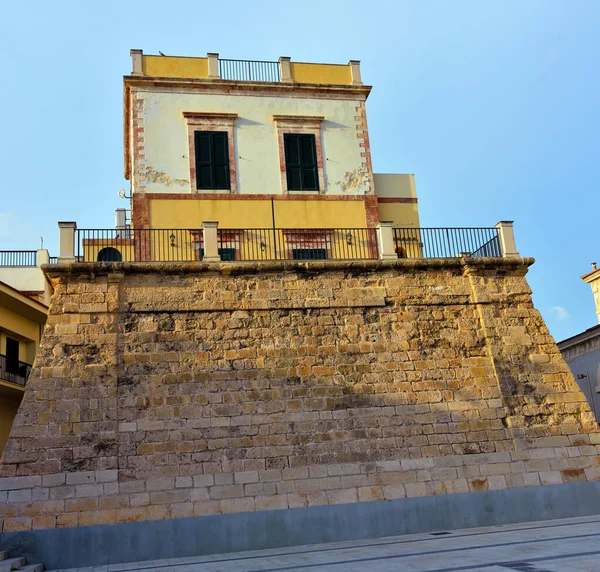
[
  {"x1": 202, "y1": 222, "x2": 221, "y2": 262},
  {"x1": 495, "y1": 221, "x2": 519, "y2": 258},
  {"x1": 279, "y1": 57, "x2": 292, "y2": 83},
  {"x1": 130, "y1": 49, "x2": 143, "y2": 75},
  {"x1": 207, "y1": 53, "x2": 220, "y2": 79},
  {"x1": 58, "y1": 222, "x2": 77, "y2": 263},
  {"x1": 349, "y1": 60, "x2": 362, "y2": 85},
  {"x1": 376, "y1": 222, "x2": 398, "y2": 260}
]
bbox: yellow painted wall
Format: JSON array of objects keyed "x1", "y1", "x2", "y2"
[
  {"x1": 290, "y1": 62, "x2": 352, "y2": 85},
  {"x1": 377, "y1": 203, "x2": 420, "y2": 228},
  {"x1": 0, "y1": 307, "x2": 41, "y2": 357},
  {"x1": 149, "y1": 198, "x2": 367, "y2": 229},
  {"x1": 138, "y1": 91, "x2": 367, "y2": 196},
  {"x1": 0, "y1": 390, "x2": 22, "y2": 459},
  {"x1": 143, "y1": 55, "x2": 208, "y2": 79},
  {"x1": 83, "y1": 241, "x2": 136, "y2": 263},
  {"x1": 374, "y1": 174, "x2": 417, "y2": 199}
]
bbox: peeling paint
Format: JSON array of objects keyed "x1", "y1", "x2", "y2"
[
  {"x1": 140, "y1": 166, "x2": 188, "y2": 187},
  {"x1": 336, "y1": 168, "x2": 368, "y2": 193}
]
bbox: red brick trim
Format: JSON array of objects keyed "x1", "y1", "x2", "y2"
[
  {"x1": 355, "y1": 101, "x2": 375, "y2": 195},
  {"x1": 140, "y1": 193, "x2": 366, "y2": 201},
  {"x1": 183, "y1": 113, "x2": 237, "y2": 194},
  {"x1": 363, "y1": 195, "x2": 379, "y2": 227},
  {"x1": 377, "y1": 197, "x2": 418, "y2": 204},
  {"x1": 131, "y1": 91, "x2": 146, "y2": 193}
]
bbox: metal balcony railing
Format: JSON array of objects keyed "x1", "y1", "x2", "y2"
[
  {"x1": 0, "y1": 251, "x2": 37, "y2": 267},
  {"x1": 76, "y1": 228, "x2": 379, "y2": 262},
  {"x1": 393, "y1": 227, "x2": 501, "y2": 259},
  {"x1": 73, "y1": 227, "x2": 505, "y2": 263},
  {"x1": 0, "y1": 354, "x2": 31, "y2": 387},
  {"x1": 218, "y1": 58, "x2": 280, "y2": 82}
]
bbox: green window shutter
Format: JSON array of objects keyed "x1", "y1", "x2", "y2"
[
  {"x1": 284, "y1": 134, "x2": 319, "y2": 191},
  {"x1": 194, "y1": 131, "x2": 231, "y2": 190}
]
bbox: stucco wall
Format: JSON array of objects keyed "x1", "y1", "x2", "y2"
[
  {"x1": 138, "y1": 90, "x2": 367, "y2": 196},
  {"x1": 1, "y1": 258, "x2": 599, "y2": 534}
]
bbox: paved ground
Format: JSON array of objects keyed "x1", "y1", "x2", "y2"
[{"x1": 54, "y1": 515, "x2": 600, "y2": 572}]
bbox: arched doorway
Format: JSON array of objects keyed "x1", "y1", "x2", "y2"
[{"x1": 97, "y1": 247, "x2": 122, "y2": 262}]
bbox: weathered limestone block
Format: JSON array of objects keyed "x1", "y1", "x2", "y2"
[{"x1": 0, "y1": 258, "x2": 598, "y2": 533}]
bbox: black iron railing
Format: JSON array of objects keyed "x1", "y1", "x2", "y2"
[
  {"x1": 0, "y1": 354, "x2": 31, "y2": 387},
  {"x1": 49, "y1": 256, "x2": 58, "y2": 264},
  {"x1": 218, "y1": 228, "x2": 379, "y2": 261},
  {"x1": 76, "y1": 228, "x2": 379, "y2": 262},
  {"x1": 393, "y1": 227, "x2": 501, "y2": 258},
  {"x1": 219, "y1": 58, "x2": 280, "y2": 82},
  {"x1": 0, "y1": 251, "x2": 37, "y2": 267}
]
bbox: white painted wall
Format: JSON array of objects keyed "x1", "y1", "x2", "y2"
[
  {"x1": 138, "y1": 90, "x2": 367, "y2": 196},
  {"x1": 0, "y1": 267, "x2": 45, "y2": 294}
]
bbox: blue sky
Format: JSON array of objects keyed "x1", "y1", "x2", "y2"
[{"x1": 0, "y1": 0, "x2": 598, "y2": 341}]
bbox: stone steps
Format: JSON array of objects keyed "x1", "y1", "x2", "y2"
[{"x1": 0, "y1": 552, "x2": 43, "y2": 572}]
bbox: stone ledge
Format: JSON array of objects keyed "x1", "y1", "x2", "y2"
[
  {"x1": 42, "y1": 257, "x2": 535, "y2": 279},
  {"x1": 2, "y1": 481, "x2": 599, "y2": 569}
]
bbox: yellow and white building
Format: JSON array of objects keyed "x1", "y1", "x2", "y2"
[
  {"x1": 89, "y1": 51, "x2": 416, "y2": 262},
  {"x1": 0, "y1": 251, "x2": 50, "y2": 455}
]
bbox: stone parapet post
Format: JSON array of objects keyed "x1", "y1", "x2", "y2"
[
  {"x1": 58, "y1": 222, "x2": 77, "y2": 263},
  {"x1": 202, "y1": 222, "x2": 220, "y2": 262},
  {"x1": 36, "y1": 249, "x2": 49, "y2": 266},
  {"x1": 495, "y1": 221, "x2": 519, "y2": 258},
  {"x1": 376, "y1": 222, "x2": 398, "y2": 260},
  {"x1": 130, "y1": 49, "x2": 143, "y2": 75},
  {"x1": 349, "y1": 60, "x2": 362, "y2": 85},
  {"x1": 279, "y1": 57, "x2": 292, "y2": 83},
  {"x1": 207, "y1": 53, "x2": 220, "y2": 79}
]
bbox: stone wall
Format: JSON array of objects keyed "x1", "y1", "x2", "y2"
[{"x1": 1, "y1": 258, "x2": 599, "y2": 533}]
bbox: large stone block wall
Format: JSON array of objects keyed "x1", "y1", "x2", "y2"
[{"x1": 1, "y1": 258, "x2": 599, "y2": 533}]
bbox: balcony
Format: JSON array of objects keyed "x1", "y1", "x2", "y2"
[
  {"x1": 53, "y1": 223, "x2": 518, "y2": 263},
  {"x1": 130, "y1": 51, "x2": 363, "y2": 87},
  {"x1": 0, "y1": 354, "x2": 31, "y2": 387}
]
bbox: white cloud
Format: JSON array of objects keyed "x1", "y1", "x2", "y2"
[{"x1": 550, "y1": 306, "x2": 570, "y2": 321}]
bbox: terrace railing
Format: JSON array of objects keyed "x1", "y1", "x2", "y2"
[
  {"x1": 0, "y1": 354, "x2": 31, "y2": 387},
  {"x1": 0, "y1": 250, "x2": 37, "y2": 267},
  {"x1": 76, "y1": 228, "x2": 379, "y2": 262},
  {"x1": 218, "y1": 58, "x2": 280, "y2": 82},
  {"x1": 74, "y1": 227, "x2": 506, "y2": 263},
  {"x1": 393, "y1": 227, "x2": 501, "y2": 259}
]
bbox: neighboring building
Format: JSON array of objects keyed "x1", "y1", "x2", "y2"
[
  {"x1": 558, "y1": 263, "x2": 600, "y2": 421},
  {"x1": 0, "y1": 250, "x2": 52, "y2": 455}
]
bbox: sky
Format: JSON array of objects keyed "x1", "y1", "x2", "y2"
[{"x1": 0, "y1": 0, "x2": 598, "y2": 342}]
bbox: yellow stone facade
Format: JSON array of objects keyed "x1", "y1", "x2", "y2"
[{"x1": 1, "y1": 258, "x2": 598, "y2": 532}]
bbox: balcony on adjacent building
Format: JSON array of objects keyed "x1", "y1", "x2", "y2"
[{"x1": 0, "y1": 354, "x2": 31, "y2": 387}]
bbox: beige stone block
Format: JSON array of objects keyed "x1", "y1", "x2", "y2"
[
  {"x1": 115, "y1": 508, "x2": 148, "y2": 523},
  {"x1": 171, "y1": 503, "x2": 194, "y2": 519},
  {"x1": 327, "y1": 489, "x2": 358, "y2": 505},
  {"x1": 539, "y1": 471, "x2": 563, "y2": 485},
  {"x1": 382, "y1": 485, "x2": 406, "y2": 499},
  {"x1": 147, "y1": 477, "x2": 175, "y2": 491},
  {"x1": 193, "y1": 475, "x2": 215, "y2": 488},
  {"x1": 8, "y1": 489, "x2": 32, "y2": 503},
  {"x1": 234, "y1": 471, "x2": 259, "y2": 484},
  {"x1": 193, "y1": 501, "x2": 221, "y2": 516},
  {"x1": 66, "y1": 472, "x2": 95, "y2": 485},
  {"x1": 523, "y1": 473, "x2": 541, "y2": 487},
  {"x1": 42, "y1": 473, "x2": 66, "y2": 487},
  {"x1": 130, "y1": 493, "x2": 150, "y2": 507},
  {"x1": 357, "y1": 486, "x2": 384, "y2": 502},
  {"x1": 78, "y1": 510, "x2": 116, "y2": 526},
  {"x1": 3, "y1": 517, "x2": 33, "y2": 531},
  {"x1": 220, "y1": 497, "x2": 255, "y2": 514},
  {"x1": 0, "y1": 476, "x2": 42, "y2": 490},
  {"x1": 254, "y1": 495, "x2": 289, "y2": 511}
]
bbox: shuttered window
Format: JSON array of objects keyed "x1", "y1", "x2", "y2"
[
  {"x1": 284, "y1": 134, "x2": 319, "y2": 191},
  {"x1": 194, "y1": 131, "x2": 230, "y2": 190}
]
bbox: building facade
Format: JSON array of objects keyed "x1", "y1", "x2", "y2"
[
  {"x1": 558, "y1": 263, "x2": 600, "y2": 422},
  {"x1": 0, "y1": 250, "x2": 50, "y2": 455}
]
